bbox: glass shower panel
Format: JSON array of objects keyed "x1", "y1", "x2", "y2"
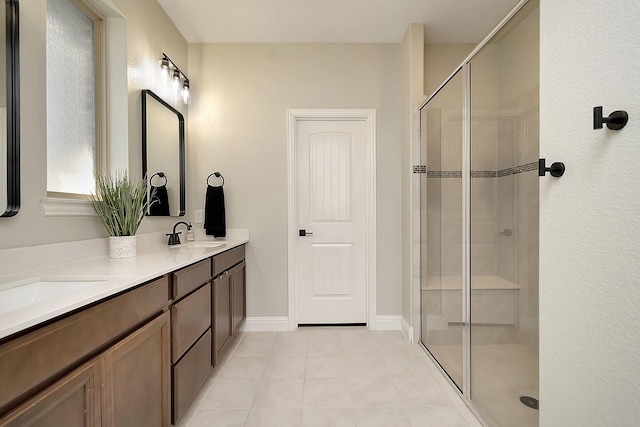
[
  {"x1": 469, "y1": 2, "x2": 539, "y2": 426},
  {"x1": 420, "y1": 69, "x2": 464, "y2": 390}
]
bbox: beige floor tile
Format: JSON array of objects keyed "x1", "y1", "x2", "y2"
[
  {"x1": 305, "y1": 357, "x2": 347, "y2": 378},
  {"x1": 252, "y1": 378, "x2": 305, "y2": 408},
  {"x1": 233, "y1": 339, "x2": 274, "y2": 358},
  {"x1": 200, "y1": 378, "x2": 260, "y2": 408},
  {"x1": 390, "y1": 376, "x2": 453, "y2": 407},
  {"x1": 263, "y1": 357, "x2": 307, "y2": 379},
  {"x1": 303, "y1": 378, "x2": 353, "y2": 407},
  {"x1": 349, "y1": 376, "x2": 403, "y2": 407},
  {"x1": 405, "y1": 407, "x2": 469, "y2": 427},
  {"x1": 221, "y1": 356, "x2": 267, "y2": 379},
  {"x1": 301, "y1": 407, "x2": 356, "y2": 426},
  {"x1": 187, "y1": 408, "x2": 249, "y2": 427},
  {"x1": 180, "y1": 329, "x2": 491, "y2": 427},
  {"x1": 343, "y1": 355, "x2": 389, "y2": 378},
  {"x1": 244, "y1": 408, "x2": 303, "y2": 427},
  {"x1": 353, "y1": 407, "x2": 412, "y2": 427},
  {"x1": 307, "y1": 340, "x2": 343, "y2": 357}
]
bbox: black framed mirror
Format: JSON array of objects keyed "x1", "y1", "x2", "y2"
[
  {"x1": 0, "y1": 0, "x2": 19, "y2": 217},
  {"x1": 141, "y1": 89, "x2": 185, "y2": 216}
]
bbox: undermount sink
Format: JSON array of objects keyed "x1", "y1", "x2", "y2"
[
  {"x1": 0, "y1": 278, "x2": 110, "y2": 315},
  {"x1": 170, "y1": 241, "x2": 225, "y2": 249},
  {"x1": 189, "y1": 242, "x2": 225, "y2": 248}
]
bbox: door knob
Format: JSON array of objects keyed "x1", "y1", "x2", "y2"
[{"x1": 299, "y1": 229, "x2": 314, "y2": 236}]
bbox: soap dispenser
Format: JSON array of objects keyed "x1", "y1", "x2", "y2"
[{"x1": 186, "y1": 222, "x2": 195, "y2": 241}]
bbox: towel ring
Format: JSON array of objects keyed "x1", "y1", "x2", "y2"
[
  {"x1": 150, "y1": 172, "x2": 168, "y2": 186},
  {"x1": 207, "y1": 172, "x2": 224, "y2": 187}
]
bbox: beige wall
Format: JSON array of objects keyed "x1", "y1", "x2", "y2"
[
  {"x1": 424, "y1": 43, "x2": 475, "y2": 98},
  {"x1": 187, "y1": 43, "x2": 403, "y2": 318},
  {"x1": 0, "y1": 0, "x2": 187, "y2": 249}
]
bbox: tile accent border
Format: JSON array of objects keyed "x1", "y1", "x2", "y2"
[
  {"x1": 424, "y1": 161, "x2": 538, "y2": 179},
  {"x1": 412, "y1": 165, "x2": 427, "y2": 173}
]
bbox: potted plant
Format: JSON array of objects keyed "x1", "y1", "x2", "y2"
[{"x1": 88, "y1": 171, "x2": 151, "y2": 258}]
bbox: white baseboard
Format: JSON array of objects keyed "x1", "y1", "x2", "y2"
[
  {"x1": 401, "y1": 316, "x2": 414, "y2": 343},
  {"x1": 240, "y1": 317, "x2": 289, "y2": 332},
  {"x1": 373, "y1": 315, "x2": 401, "y2": 331},
  {"x1": 241, "y1": 315, "x2": 407, "y2": 334}
]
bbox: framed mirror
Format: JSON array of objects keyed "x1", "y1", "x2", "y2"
[
  {"x1": 142, "y1": 89, "x2": 185, "y2": 216},
  {"x1": 0, "y1": 0, "x2": 20, "y2": 217}
]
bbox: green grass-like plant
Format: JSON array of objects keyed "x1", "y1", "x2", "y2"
[{"x1": 88, "y1": 171, "x2": 151, "y2": 236}]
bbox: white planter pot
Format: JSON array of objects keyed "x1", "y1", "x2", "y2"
[{"x1": 109, "y1": 235, "x2": 137, "y2": 259}]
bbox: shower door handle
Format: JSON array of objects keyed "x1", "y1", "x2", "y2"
[{"x1": 539, "y1": 158, "x2": 565, "y2": 177}]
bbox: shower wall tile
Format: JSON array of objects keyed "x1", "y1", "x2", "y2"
[
  {"x1": 442, "y1": 243, "x2": 463, "y2": 276},
  {"x1": 471, "y1": 179, "x2": 496, "y2": 212},
  {"x1": 497, "y1": 119, "x2": 516, "y2": 171},
  {"x1": 471, "y1": 243, "x2": 497, "y2": 275},
  {"x1": 472, "y1": 221, "x2": 497, "y2": 243}
]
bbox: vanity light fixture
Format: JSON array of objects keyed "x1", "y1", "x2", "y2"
[{"x1": 160, "y1": 53, "x2": 190, "y2": 104}]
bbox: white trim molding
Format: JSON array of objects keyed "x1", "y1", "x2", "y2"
[
  {"x1": 240, "y1": 317, "x2": 289, "y2": 332},
  {"x1": 401, "y1": 316, "x2": 415, "y2": 343},
  {"x1": 40, "y1": 197, "x2": 96, "y2": 217},
  {"x1": 373, "y1": 315, "x2": 402, "y2": 331},
  {"x1": 287, "y1": 109, "x2": 377, "y2": 330}
]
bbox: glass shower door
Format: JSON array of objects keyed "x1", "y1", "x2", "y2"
[
  {"x1": 469, "y1": 1, "x2": 539, "y2": 426},
  {"x1": 420, "y1": 69, "x2": 465, "y2": 390}
]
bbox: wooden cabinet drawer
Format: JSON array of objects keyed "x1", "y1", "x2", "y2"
[
  {"x1": 0, "y1": 276, "x2": 169, "y2": 414},
  {"x1": 173, "y1": 259, "x2": 212, "y2": 300},
  {"x1": 213, "y1": 245, "x2": 245, "y2": 276},
  {"x1": 172, "y1": 330, "x2": 211, "y2": 424},
  {"x1": 171, "y1": 284, "x2": 211, "y2": 362}
]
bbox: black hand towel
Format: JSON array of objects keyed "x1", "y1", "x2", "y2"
[
  {"x1": 149, "y1": 185, "x2": 170, "y2": 216},
  {"x1": 204, "y1": 185, "x2": 226, "y2": 237}
]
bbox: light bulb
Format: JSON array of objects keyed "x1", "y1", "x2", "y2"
[
  {"x1": 172, "y1": 69, "x2": 180, "y2": 90},
  {"x1": 160, "y1": 58, "x2": 170, "y2": 81},
  {"x1": 182, "y1": 81, "x2": 190, "y2": 104}
]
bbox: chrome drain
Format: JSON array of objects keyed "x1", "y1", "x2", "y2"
[{"x1": 520, "y1": 396, "x2": 539, "y2": 410}]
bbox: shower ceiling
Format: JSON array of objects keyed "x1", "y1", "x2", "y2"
[{"x1": 157, "y1": 0, "x2": 520, "y2": 44}]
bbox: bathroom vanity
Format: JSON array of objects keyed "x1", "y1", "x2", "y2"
[{"x1": 0, "y1": 235, "x2": 247, "y2": 426}]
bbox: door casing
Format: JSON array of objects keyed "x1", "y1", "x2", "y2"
[{"x1": 287, "y1": 109, "x2": 377, "y2": 330}]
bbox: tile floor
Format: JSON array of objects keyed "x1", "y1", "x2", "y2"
[{"x1": 176, "y1": 328, "x2": 483, "y2": 427}]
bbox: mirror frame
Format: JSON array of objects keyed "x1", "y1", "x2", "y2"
[
  {"x1": 141, "y1": 89, "x2": 185, "y2": 216},
  {"x1": 1, "y1": 0, "x2": 19, "y2": 217}
]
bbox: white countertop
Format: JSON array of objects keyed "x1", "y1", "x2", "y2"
[{"x1": 0, "y1": 231, "x2": 248, "y2": 340}]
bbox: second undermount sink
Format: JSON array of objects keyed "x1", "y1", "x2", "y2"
[{"x1": 0, "y1": 278, "x2": 111, "y2": 315}]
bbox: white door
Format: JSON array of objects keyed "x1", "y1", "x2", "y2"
[{"x1": 295, "y1": 119, "x2": 367, "y2": 324}]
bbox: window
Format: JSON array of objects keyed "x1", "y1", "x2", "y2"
[{"x1": 46, "y1": 0, "x2": 105, "y2": 197}]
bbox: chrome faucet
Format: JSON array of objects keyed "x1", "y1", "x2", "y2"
[{"x1": 167, "y1": 221, "x2": 191, "y2": 245}]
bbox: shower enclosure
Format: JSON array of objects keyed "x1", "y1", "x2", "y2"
[{"x1": 419, "y1": 1, "x2": 539, "y2": 426}]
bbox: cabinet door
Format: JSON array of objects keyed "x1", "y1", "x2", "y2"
[
  {"x1": 0, "y1": 358, "x2": 101, "y2": 427},
  {"x1": 102, "y1": 311, "x2": 171, "y2": 427},
  {"x1": 213, "y1": 272, "x2": 231, "y2": 361},
  {"x1": 232, "y1": 261, "x2": 246, "y2": 334}
]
